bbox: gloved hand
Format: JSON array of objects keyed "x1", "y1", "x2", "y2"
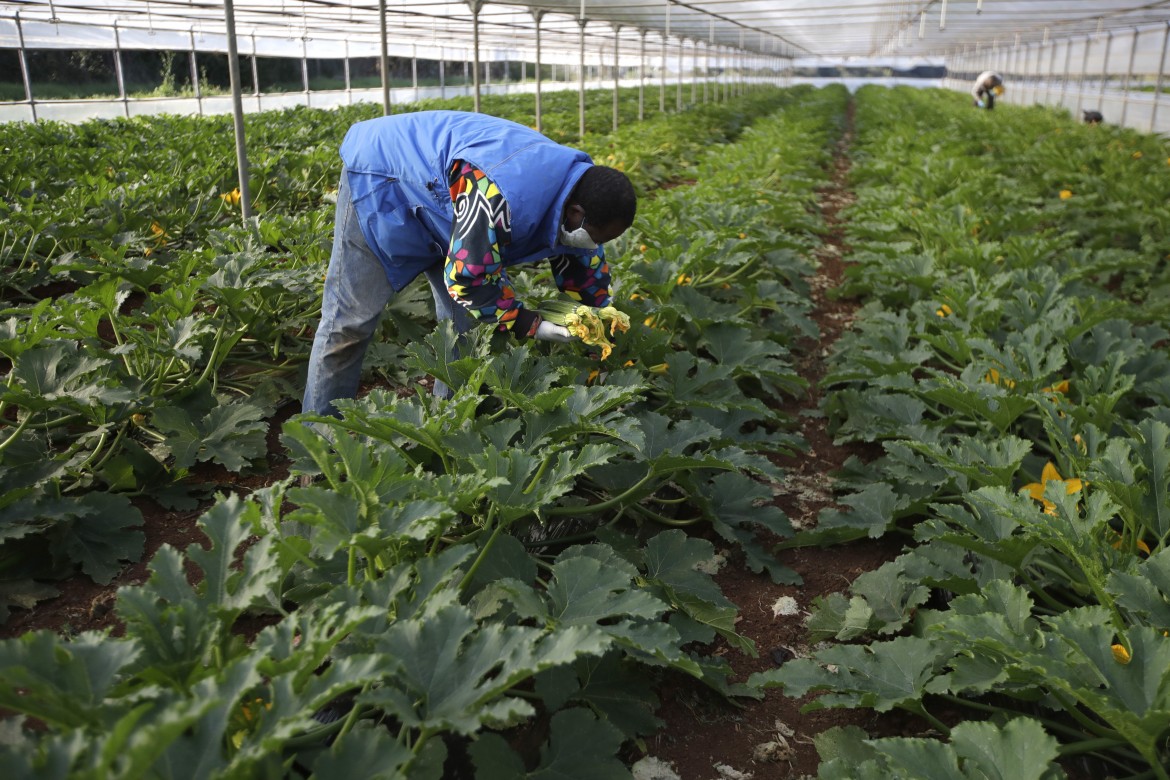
[{"x1": 534, "y1": 320, "x2": 574, "y2": 343}]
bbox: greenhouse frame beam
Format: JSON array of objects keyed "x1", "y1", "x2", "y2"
[{"x1": 223, "y1": 0, "x2": 251, "y2": 221}]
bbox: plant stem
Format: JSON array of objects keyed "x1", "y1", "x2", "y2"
[{"x1": 458, "y1": 510, "x2": 503, "y2": 591}]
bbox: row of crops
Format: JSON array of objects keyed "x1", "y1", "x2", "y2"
[
  {"x1": 761, "y1": 86, "x2": 1170, "y2": 778},
  {"x1": 0, "y1": 84, "x2": 780, "y2": 616},
  {"x1": 0, "y1": 84, "x2": 843, "y2": 776},
  {"x1": 2, "y1": 77, "x2": 1168, "y2": 778}
]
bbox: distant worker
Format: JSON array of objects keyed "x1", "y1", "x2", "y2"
[
  {"x1": 971, "y1": 71, "x2": 1004, "y2": 109},
  {"x1": 302, "y1": 110, "x2": 638, "y2": 419},
  {"x1": 1082, "y1": 110, "x2": 1104, "y2": 125}
]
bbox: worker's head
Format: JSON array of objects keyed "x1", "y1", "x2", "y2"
[{"x1": 561, "y1": 165, "x2": 637, "y2": 248}]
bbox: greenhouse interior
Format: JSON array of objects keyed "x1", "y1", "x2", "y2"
[{"x1": 2, "y1": 1, "x2": 1170, "y2": 779}]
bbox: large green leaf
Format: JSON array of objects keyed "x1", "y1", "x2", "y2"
[{"x1": 365, "y1": 604, "x2": 610, "y2": 735}]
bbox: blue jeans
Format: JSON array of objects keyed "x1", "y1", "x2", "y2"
[{"x1": 302, "y1": 170, "x2": 475, "y2": 417}]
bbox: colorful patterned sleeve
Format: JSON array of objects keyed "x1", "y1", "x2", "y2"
[
  {"x1": 549, "y1": 251, "x2": 613, "y2": 307},
  {"x1": 445, "y1": 161, "x2": 540, "y2": 336}
]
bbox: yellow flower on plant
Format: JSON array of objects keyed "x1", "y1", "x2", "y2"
[
  {"x1": 587, "y1": 368, "x2": 600, "y2": 384},
  {"x1": 984, "y1": 368, "x2": 1016, "y2": 389},
  {"x1": 1111, "y1": 644, "x2": 1131, "y2": 664},
  {"x1": 738, "y1": 233, "x2": 746, "y2": 239},
  {"x1": 220, "y1": 187, "x2": 242, "y2": 206},
  {"x1": 1059, "y1": 190, "x2": 1073, "y2": 200},
  {"x1": 1132, "y1": 150, "x2": 1142, "y2": 159},
  {"x1": 1111, "y1": 532, "x2": 1151, "y2": 557},
  {"x1": 1021, "y1": 461, "x2": 1085, "y2": 515},
  {"x1": 1042, "y1": 380, "x2": 1070, "y2": 395},
  {"x1": 936, "y1": 304, "x2": 953, "y2": 317},
  {"x1": 677, "y1": 273, "x2": 692, "y2": 285},
  {"x1": 150, "y1": 221, "x2": 170, "y2": 240},
  {"x1": 649, "y1": 362, "x2": 669, "y2": 374}
]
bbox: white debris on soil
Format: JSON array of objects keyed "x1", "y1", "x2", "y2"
[
  {"x1": 770, "y1": 595, "x2": 801, "y2": 617},
  {"x1": 712, "y1": 763, "x2": 753, "y2": 779},
  {"x1": 694, "y1": 550, "x2": 728, "y2": 575},
  {"x1": 753, "y1": 719, "x2": 799, "y2": 763},
  {"x1": 631, "y1": 756, "x2": 682, "y2": 780}
]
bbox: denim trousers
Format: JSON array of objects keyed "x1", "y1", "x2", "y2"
[{"x1": 302, "y1": 170, "x2": 475, "y2": 417}]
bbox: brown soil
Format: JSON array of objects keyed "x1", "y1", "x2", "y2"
[
  {"x1": 1, "y1": 98, "x2": 911, "y2": 779},
  {"x1": 642, "y1": 97, "x2": 915, "y2": 780}
]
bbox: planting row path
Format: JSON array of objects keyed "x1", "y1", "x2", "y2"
[{"x1": 646, "y1": 87, "x2": 912, "y2": 780}]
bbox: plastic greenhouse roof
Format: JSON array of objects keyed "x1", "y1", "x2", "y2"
[{"x1": 2, "y1": 0, "x2": 1169, "y2": 63}]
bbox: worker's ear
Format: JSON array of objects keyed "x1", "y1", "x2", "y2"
[{"x1": 562, "y1": 202, "x2": 586, "y2": 228}]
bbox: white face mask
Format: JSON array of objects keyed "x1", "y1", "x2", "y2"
[{"x1": 558, "y1": 220, "x2": 598, "y2": 250}]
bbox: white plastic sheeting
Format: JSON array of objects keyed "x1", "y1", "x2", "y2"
[
  {"x1": 1, "y1": 1, "x2": 1168, "y2": 134},
  {"x1": 4, "y1": 1, "x2": 1169, "y2": 60}
]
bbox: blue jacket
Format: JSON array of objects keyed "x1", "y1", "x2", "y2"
[{"x1": 339, "y1": 110, "x2": 597, "y2": 291}]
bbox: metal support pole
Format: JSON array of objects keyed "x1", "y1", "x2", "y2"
[
  {"x1": 676, "y1": 37, "x2": 683, "y2": 109},
  {"x1": 189, "y1": 28, "x2": 203, "y2": 116},
  {"x1": 379, "y1": 0, "x2": 391, "y2": 114},
  {"x1": 439, "y1": 55, "x2": 446, "y2": 100},
  {"x1": 638, "y1": 31, "x2": 646, "y2": 121},
  {"x1": 1121, "y1": 28, "x2": 1138, "y2": 126},
  {"x1": 1060, "y1": 35, "x2": 1072, "y2": 110},
  {"x1": 612, "y1": 25, "x2": 620, "y2": 132},
  {"x1": 252, "y1": 34, "x2": 261, "y2": 109},
  {"x1": 113, "y1": 22, "x2": 129, "y2": 118},
  {"x1": 662, "y1": 0, "x2": 670, "y2": 111},
  {"x1": 411, "y1": 46, "x2": 418, "y2": 97},
  {"x1": 1151, "y1": 22, "x2": 1170, "y2": 132},
  {"x1": 578, "y1": 15, "x2": 587, "y2": 138},
  {"x1": 343, "y1": 40, "x2": 350, "y2": 104},
  {"x1": 659, "y1": 35, "x2": 667, "y2": 111},
  {"x1": 533, "y1": 10, "x2": 544, "y2": 132},
  {"x1": 14, "y1": 13, "x2": 35, "y2": 122},
  {"x1": 683, "y1": 39, "x2": 692, "y2": 103},
  {"x1": 1098, "y1": 32, "x2": 1112, "y2": 113},
  {"x1": 471, "y1": 0, "x2": 482, "y2": 111},
  {"x1": 1046, "y1": 38, "x2": 1058, "y2": 105},
  {"x1": 223, "y1": 0, "x2": 252, "y2": 222},
  {"x1": 1076, "y1": 35, "x2": 1089, "y2": 116},
  {"x1": 707, "y1": 19, "x2": 713, "y2": 103},
  {"x1": 301, "y1": 36, "x2": 310, "y2": 105}
]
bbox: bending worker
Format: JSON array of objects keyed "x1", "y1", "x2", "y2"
[
  {"x1": 971, "y1": 71, "x2": 1004, "y2": 109},
  {"x1": 302, "y1": 110, "x2": 638, "y2": 416}
]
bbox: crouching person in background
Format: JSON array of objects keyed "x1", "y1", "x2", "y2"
[{"x1": 972, "y1": 71, "x2": 1005, "y2": 109}]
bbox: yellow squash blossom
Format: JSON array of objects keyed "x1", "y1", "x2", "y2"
[
  {"x1": 1059, "y1": 190, "x2": 1073, "y2": 200},
  {"x1": 1021, "y1": 462, "x2": 1085, "y2": 515},
  {"x1": 220, "y1": 187, "x2": 242, "y2": 205},
  {"x1": 1111, "y1": 533, "x2": 1151, "y2": 556},
  {"x1": 1042, "y1": 380, "x2": 1070, "y2": 395},
  {"x1": 1132, "y1": 150, "x2": 1143, "y2": 159},
  {"x1": 984, "y1": 368, "x2": 1016, "y2": 389},
  {"x1": 1111, "y1": 644, "x2": 1131, "y2": 664},
  {"x1": 936, "y1": 304, "x2": 953, "y2": 317}
]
